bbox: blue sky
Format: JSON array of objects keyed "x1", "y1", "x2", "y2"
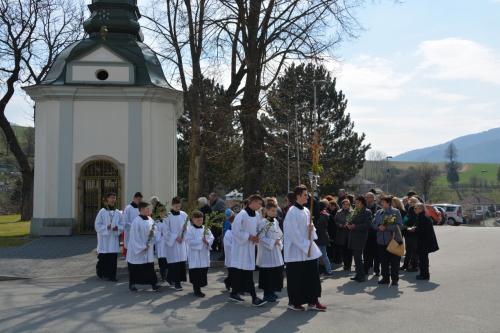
[{"x1": 5, "y1": 0, "x2": 500, "y2": 156}]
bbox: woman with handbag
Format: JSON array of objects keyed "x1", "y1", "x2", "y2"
[
  {"x1": 414, "y1": 203, "x2": 439, "y2": 280},
  {"x1": 373, "y1": 195, "x2": 404, "y2": 286}
]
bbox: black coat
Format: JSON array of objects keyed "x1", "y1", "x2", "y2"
[
  {"x1": 416, "y1": 213, "x2": 439, "y2": 254},
  {"x1": 314, "y1": 210, "x2": 330, "y2": 246},
  {"x1": 348, "y1": 208, "x2": 372, "y2": 250}
]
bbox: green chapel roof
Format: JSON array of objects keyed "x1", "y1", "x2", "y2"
[{"x1": 41, "y1": 0, "x2": 173, "y2": 89}]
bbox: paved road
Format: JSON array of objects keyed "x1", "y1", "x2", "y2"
[{"x1": 0, "y1": 227, "x2": 499, "y2": 333}]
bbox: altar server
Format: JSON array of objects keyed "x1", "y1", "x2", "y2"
[
  {"x1": 154, "y1": 203, "x2": 168, "y2": 281},
  {"x1": 126, "y1": 202, "x2": 159, "y2": 292},
  {"x1": 95, "y1": 192, "x2": 123, "y2": 281},
  {"x1": 123, "y1": 192, "x2": 143, "y2": 251},
  {"x1": 257, "y1": 201, "x2": 284, "y2": 303},
  {"x1": 229, "y1": 194, "x2": 267, "y2": 307},
  {"x1": 284, "y1": 185, "x2": 326, "y2": 311},
  {"x1": 185, "y1": 210, "x2": 214, "y2": 297},
  {"x1": 223, "y1": 213, "x2": 234, "y2": 291},
  {"x1": 164, "y1": 196, "x2": 188, "y2": 291}
]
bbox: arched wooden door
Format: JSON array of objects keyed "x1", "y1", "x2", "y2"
[{"x1": 79, "y1": 160, "x2": 121, "y2": 234}]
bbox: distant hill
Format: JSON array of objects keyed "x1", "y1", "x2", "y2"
[{"x1": 394, "y1": 128, "x2": 500, "y2": 163}]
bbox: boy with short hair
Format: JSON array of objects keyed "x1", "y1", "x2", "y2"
[
  {"x1": 229, "y1": 194, "x2": 267, "y2": 307},
  {"x1": 123, "y1": 192, "x2": 143, "y2": 253},
  {"x1": 164, "y1": 196, "x2": 188, "y2": 291},
  {"x1": 154, "y1": 202, "x2": 168, "y2": 281},
  {"x1": 185, "y1": 210, "x2": 214, "y2": 297},
  {"x1": 126, "y1": 201, "x2": 159, "y2": 292},
  {"x1": 95, "y1": 192, "x2": 123, "y2": 281}
]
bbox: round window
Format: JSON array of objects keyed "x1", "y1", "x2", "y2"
[{"x1": 95, "y1": 69, "x2": 109, "y2": 81}]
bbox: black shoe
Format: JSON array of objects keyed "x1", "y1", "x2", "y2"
[
  {"x1": 175, "y1": 283, "x2": 183, "y2": 291},
  {"x1": 350, "y1": 276, "x2": 359, "y2": 281},
  {"x1": 194, "y1": 291, "x2": 206, "y2": 297},
  {"x1": 416, "y1": 275, "x2": 430, "y2": 280},
  {"x1": 400, "y1": 265, "x2": 408, "y2": 270},
  {"x1": 252, "y1": 297, "x2": 268, "y2": 307},
  {"x1": 108, "y1": 277, "x2": 118, "y2": 282},
  {"x1": 224, "y1": 278, "x2": 231, "y2": 291},
  {"x1": 343, "y1": 266, "x2": 351, "y2": 271},
  {"x1": 378, "y1": 279, "x2": 390, "y2": 285},
  {"x1": 129, "y1": 285, "x2": 138, "y2": 292},
  {"x1": 391, "y1": 281, "x2": 399, "y2": 286},
  {"x1": 229, "y1": 293, "x2": 245, "y2": 303}
]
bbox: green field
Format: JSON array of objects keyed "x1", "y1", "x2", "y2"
[
  {"x1": 434, "y1": 163, "x2": 499, "y2": 186},
  {"x1": 0, "y1": 215, "x2": 31, "y2": 247}
]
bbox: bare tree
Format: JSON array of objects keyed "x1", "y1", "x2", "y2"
[
  {"x1": 0, "y1": 0, "x2": 83, "y2": 220},
  {"x1": 144, "y1": 0, "x2": 221, "y2": 208},
  {"x1": 414, "y1": 162, "x2": 440, "y2": 202},
  {"x1": 214, "y1": 0, "x2": 362, "y2": 194}
]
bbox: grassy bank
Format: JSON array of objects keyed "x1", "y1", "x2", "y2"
[{"x1": 0, "y1": 215, "x2": 31, "y2": 248}]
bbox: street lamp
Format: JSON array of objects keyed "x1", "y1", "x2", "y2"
[{"x1": 386, "y1": 156, "x2": 393, "y2": 193}]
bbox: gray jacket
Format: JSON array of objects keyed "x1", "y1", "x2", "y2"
[
  {"x1": 373, "y1": 207, "x2": 403, "y2": 245},
  {"x1": 334, "y1": 208, "x2": 351, "y2": 246}
]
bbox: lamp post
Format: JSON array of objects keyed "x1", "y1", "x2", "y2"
[{"x1": 386, "y1": 156, "x2": 393, "y2": 193}]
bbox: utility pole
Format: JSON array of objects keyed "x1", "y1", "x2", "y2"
[{"x1": 386, "y1": 156, "x2": 393, "y2": 193}]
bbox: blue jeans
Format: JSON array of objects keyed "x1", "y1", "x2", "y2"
[{"x1": 319, "y1": 245, "x2": 333, "y2": 273}]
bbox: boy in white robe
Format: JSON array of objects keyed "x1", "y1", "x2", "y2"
[
  {"x1": 95, "y1": 192, "x2": 123, "y2": 281},
  {"x1": 154, "y1": 203, "x2": 168, "y2": 281},
  {"x1": 229, "y1": 194, "x2": 267, "y2": 307},
  {"x1": 185, "y1": 210, "x2": 214, "y2": 297},
  {"x1": 284, "y1": 185, "x2": 326, "y2": 311},
  {"x1": 164, "y1": 196, "x2": 188, "y2": 291},
  {"x1": 257, "y1": 201, "x2": 284, "y2": 302},
  {"x1": 122, "y1": 192, "x2": 143, "y2": 254},
  {"x1": 126, "y1": 202, "x2": 159, "y2": 292}
]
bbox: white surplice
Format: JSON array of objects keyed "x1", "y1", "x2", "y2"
[
  {"x1": 283, "y1": 204, "x2": 322, "y2": 263},
  {"x1": 256, "y1": 218, "x2": 284, "y2": 268},
  {"x1": 122, "y1": 203, "x2": 139, "y2": 248},
  {"x1": 154, "y1": 218, "x2": 168, "y2": 259},
  {"x1": 164, "y1": 211, "x2": 189, "y2": 263},
  {"x1": 95, "y1": 208, "x2": 123, "y2": 254},
  {"x1": 223, "y1": 230, "x2": 233, "y2": 268},
  {"x1": 185, "y1": 225, "x2": 214, "y2": 269},
  {"x1": 126, "y1": 216, "x2": 156, "y2": 264},
  {"x1": 230, "y1": 208, "x2": 258, "y2": 271}
]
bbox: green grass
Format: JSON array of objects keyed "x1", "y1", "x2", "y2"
[
  {"x1": 435, "y1": 163, "x2": 500, "y2": 186},
  {"x1": 0, "y1": 214, "x2": 31, "y2": 248}
]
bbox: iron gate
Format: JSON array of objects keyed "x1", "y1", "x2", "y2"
[{"x1": 79, "y1": 160, "x2": 121, "y2": 233}]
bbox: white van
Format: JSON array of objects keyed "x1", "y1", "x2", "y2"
[{"x1": 433, "y1": 204, "x2": 464, "y2": 226}]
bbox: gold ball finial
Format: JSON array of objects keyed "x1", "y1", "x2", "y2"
[{"x1": 100, "y1": 26, "x2": 109, "y2": 40}]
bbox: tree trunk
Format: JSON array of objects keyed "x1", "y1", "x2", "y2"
[
  {"x1": 186, "y1": 92, "x2": 202, "y2": 210},
  {"x1": 240, "y1": 86, "x2": 265, "y2": 196},
  {"x1": 0, "y1": 113, "x2": 34, "y2": 221}
]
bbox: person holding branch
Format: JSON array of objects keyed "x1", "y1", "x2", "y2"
[{"x1": 284, "y1": 185, "x2": 326, "y2": 311}]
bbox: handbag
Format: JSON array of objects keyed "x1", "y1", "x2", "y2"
[{"x1": 386, "y1": 225, "x2": 405, "y2": 257}]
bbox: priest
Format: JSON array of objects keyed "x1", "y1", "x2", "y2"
[
  {"x1": 126, "y1": 201, "x2": 159, "y2": 292},
  {"x1": 284, "y1": 185, "x2": 326, "y2": 311},
  {"x1": 95, "y1": 192, "x2": 123, "y2": 281}
]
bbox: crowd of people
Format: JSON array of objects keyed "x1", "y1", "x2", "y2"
[{"x1": 94, "y1": 186, "x2": 439, "y2": 312}]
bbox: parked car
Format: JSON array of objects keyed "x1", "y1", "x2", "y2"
[
  {"x1": 433, "y1": 206, "x2": 448, "y2": 225},
  {"x1": 424, "y1": 204, "x2": 442, "y2": 225},
  {"x1": 433, "y1": 204, "x2": 464, "y2": 226}
]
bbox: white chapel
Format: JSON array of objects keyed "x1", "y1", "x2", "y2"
[{"x1": 24, "y1": 0, "x2": 183, "y2": 235}]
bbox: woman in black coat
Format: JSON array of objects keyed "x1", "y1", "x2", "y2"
[
  {"x1": 335, "y1": 199, "x2": 354, "y2": 271},
  {"x1": 347, "y1": 196, "x2": 372, "y2": 282},
  {"x1": 413, "y1": 203, "x2": 439, "y2": 280}
]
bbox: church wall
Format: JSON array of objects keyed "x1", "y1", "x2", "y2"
[{"x1": 140, "y1": 100, "x2": 177, "y2": 205}]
